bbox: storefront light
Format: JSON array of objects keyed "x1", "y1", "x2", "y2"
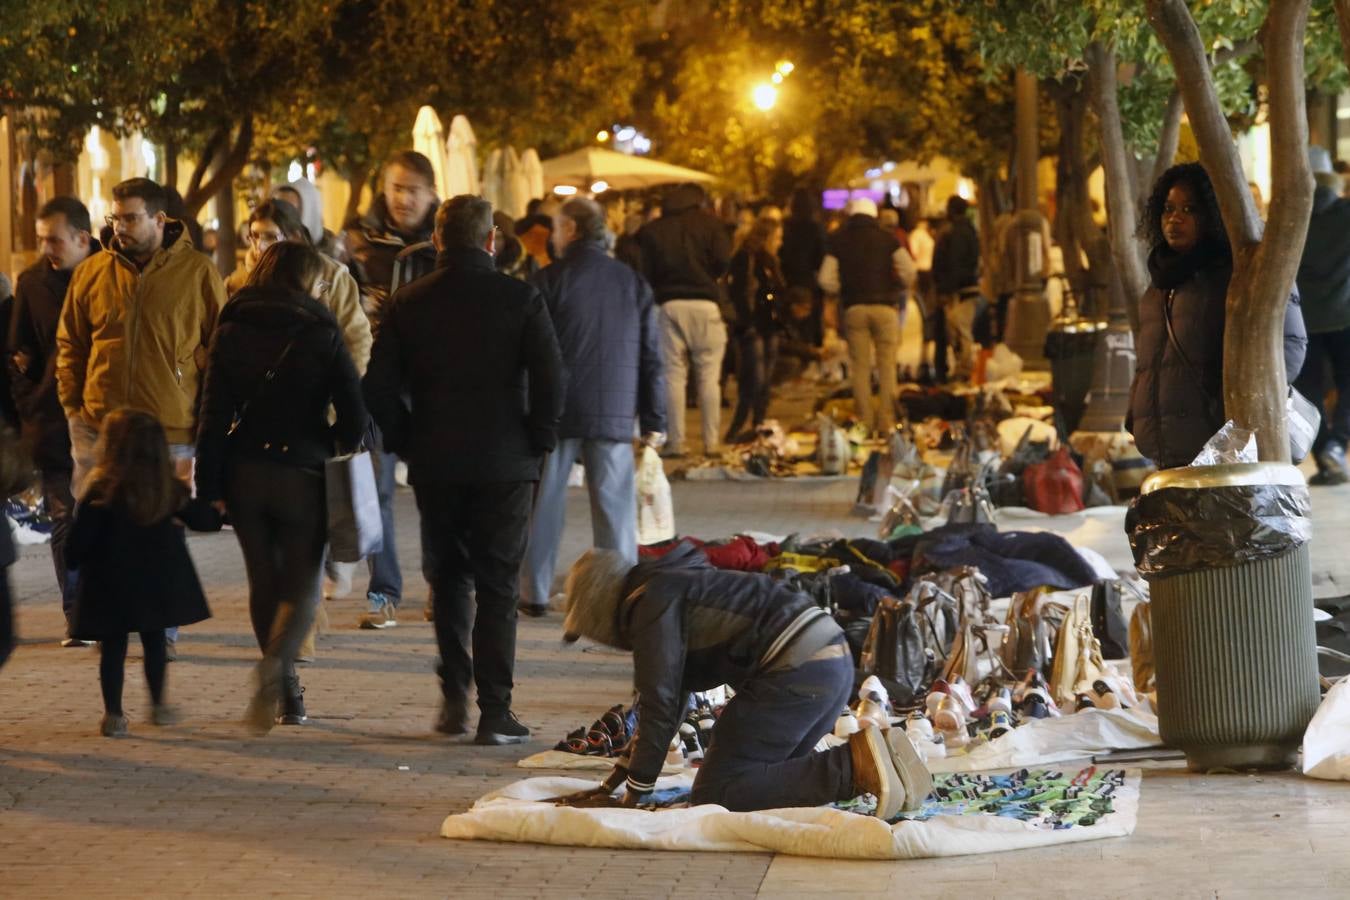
[
  {"x1": 591, "y1": 180, "x2": 609, "y2": 193},
  {"x1": 553, "y1": 185, "x2": 578, "y2": 196}
]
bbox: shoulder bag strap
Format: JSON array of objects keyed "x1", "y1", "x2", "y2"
[{"x1": 227, "y1": 332, "x2": 300, "y2": 436}]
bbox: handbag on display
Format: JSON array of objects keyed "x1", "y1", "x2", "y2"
[
  {"x1": 326, "y1": 450, "x2": 384, "y2": 562},
  {"x1": 1091, "y1": 579, "x2": 1140, "y2": 660},
  {"x1": 1023, "y1": 445, "x2": 1085, "y2": 515},
  {"x1": 1129, "y1": 600, "x2": 1155, "y2": 695},
  {"x1": 940, "y1": 484, "x2": 997, "y2": 525},
  {"x1": 1000, "y1": 587, "x2": 1074, "y2": 678},
  {"x1": 1047, "y1": 591, "x2": 1109, "y2": 709}
]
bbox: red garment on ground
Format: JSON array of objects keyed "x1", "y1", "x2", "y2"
[{"x1": 637, "y1": 535, "x2": 778, "y2": 572}]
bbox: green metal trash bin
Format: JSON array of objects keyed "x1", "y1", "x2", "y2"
[{"x1": 1131, "y1": 463, "x2": 1321, "y2": 771}]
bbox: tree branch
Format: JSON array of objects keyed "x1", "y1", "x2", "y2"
[
  {"x1": 1334, "y1": 0, "x2": 1350, "y2": 76},
  {"x1": 1213, "y1": 37, "x2": 1260, "y2": 66},
  {"x1": 1146, "y1": 0, "x2": 1263, "y2": 250},
  {"x1": 1085, "y1": 41, "x2": 1148, "y2": 326},
  {"x1": 1150, "y1": 88, "x2": 1183, "y2": 186},
  {"x1": 186, "y1": 127, "x2": 227, "y2": 200},
  {"x1": 186, "y1": 115, "x2": 254, "y2": 217}
]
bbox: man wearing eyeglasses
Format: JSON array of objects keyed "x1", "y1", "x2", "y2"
[
  {"x1": 9, "y1": 197, "x2": 101, "y2": 646},
  {"x1": 55, "y1": 177, "x2": 226, "y2": 658}
]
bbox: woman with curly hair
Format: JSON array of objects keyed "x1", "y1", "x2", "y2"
[{"x1": 1128, "y1": 162, "x2": 1307, "y2": 469}]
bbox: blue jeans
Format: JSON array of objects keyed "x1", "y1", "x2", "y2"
[
  {"x1": 366, "y1": 448, "x2": 403, "y2": 606},
  {"x1": 690, "y1": 638, "x2": 855, "y2": 812},
  {"x1": 521, "y1": 438, "x2": 637, "y2": 609}
]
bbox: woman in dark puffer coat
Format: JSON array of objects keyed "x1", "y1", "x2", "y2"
[{"x1": 1128, "y1": 163, "x2": 1306, "y2": 470}]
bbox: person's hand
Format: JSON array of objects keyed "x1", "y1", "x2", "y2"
[
  {"x1": 549, "y1": 786, "x2": 621, "y2": 808},
  {"x1": 640, "y1": 431, "x2": 666, "y2": 450}
]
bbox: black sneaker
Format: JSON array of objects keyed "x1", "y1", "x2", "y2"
[
  {"x1": 435, "y1": 699, "x2": 469, "y2": 736},
  {"x1": 278, "y1": 677, "x2": 307, "y2": 725},
  {"x1": 518, "y1": 604, "x2": 548, "y2": 618},
  {"x1": 475, "y1": 710, "x2": 531, "y2": 745}
]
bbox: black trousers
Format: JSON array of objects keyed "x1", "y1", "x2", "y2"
[
  {"x1": 100, "y1": 630, "x2": 167, "y2": 714},
  {"x1": 42, "y1": 468, "x2": 75, "y2": 625},
  {"x1": 415, "y1": 480, "x2": 534, "y2": 715},
  {"x1": 0, "y1": 572, "x2": 13, "y2": 670},
  {"x1": 1293, "y1": 326, "x2": 1350, "y2": 458},
  {"x1": 690, "y1": 639, "x2": 855, "y2": 812},
  {"x1": 226, "y1": 459, "x2": 326, "y2": 683}
]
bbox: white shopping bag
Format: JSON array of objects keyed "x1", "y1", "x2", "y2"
[
  {"x1": 1303, "y1": 677, "x2": 1350, "y2": 781},
  {"x1": 326, "y1": 451, "x2": 384, "y2": 562},
  {"x1": 636, "y1": 445, "x2": 675, "y2": 545}
]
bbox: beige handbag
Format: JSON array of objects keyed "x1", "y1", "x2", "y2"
[
  {"x1": 1000, "y1": 587, "x2": 1073, "y2": 678},
  {"x1": 1048, "y1": 591, "x2": 1109, "y2": 709},
  {"x1": 1129, "y1": 600, "x2": 1155, "y2": 694}
]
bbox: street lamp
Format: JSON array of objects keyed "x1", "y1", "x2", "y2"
[
  {"x1": 775, "y1": 59, "x2": 795, "y2": 76},
  {"x1": 752, "y1": 83, "x2": 778, "y2": 111}
]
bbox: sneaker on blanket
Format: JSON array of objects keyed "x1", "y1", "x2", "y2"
[
  {"x1": 678, "y1": 719, "x2": 704, "y2": 762},
  {"x1": 848, "y1": 725, "x2": 906, "y2": 820},
  {"x1": 554, "y1": 726, "x2": 589, "y2": 754}
]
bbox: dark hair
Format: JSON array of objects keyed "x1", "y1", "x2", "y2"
[
  {"x1": 38, "y1": 196, "x2": 92, "y2": 234},
  {"x1": 741, "y1": 217, "x2": 782, "y2": 256},
  {"x1": 274, "y1": 185, "x2": 302, "y2": 206},
  {"x1": 112, "y1": 177, "x2": 167, "y2": 216},
  {"x1": 437, "y1": 195, "x2": 494, "y2": 249},
  {"x1": 513, "y1": 213, "x2": 553, "y2": 236},
  {"x1": 560, "y1": 197, "x2": 606, "y2": 242},
  {"x1": 946, "y1": 195, "x2": 969, "y2": 218},
  {"x1": 247, "y1": 241, "x2": 324, "y2": 294},
  {"x1": 249, "y1": 199, "x2": 309, "y2": 244},
  {"x1": 383, "y1": 150, "x2": 436, "y2": 188},
  {"x1": 789, "y1": 188, "x2": 819, "y2": 220},
  {"x1": 85, "y1": 408, "x2": 185, "y2": 526},
  {"x1": 1138, "y1": 162, "x2": 1228, "y2": 252}
]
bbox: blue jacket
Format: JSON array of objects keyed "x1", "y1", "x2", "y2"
[{"x1": 530, "y1": 240, "x2": 666, "y2": 442}]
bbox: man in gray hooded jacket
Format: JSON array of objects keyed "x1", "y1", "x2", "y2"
[{"x1": 556, "y1": 543, "x2": 931, "y2": 819}]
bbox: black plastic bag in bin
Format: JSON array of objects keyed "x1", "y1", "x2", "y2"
[{"x1": 1126, "y1": 482, "x2": 1311, "y2": 578}]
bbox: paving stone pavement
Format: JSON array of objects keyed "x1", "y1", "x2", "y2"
[{"x1": 4, "y1": 447, "x2": 1350, "y2": 898}]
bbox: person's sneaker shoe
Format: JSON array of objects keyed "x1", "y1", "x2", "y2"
[
  {"x1": 61, "y1": 637, "x2": 93, "y2": 648},
  {"x1": 100, "y1": 713, "x2": 128, "y2": 737},
  {"x1": 884, "y1": 726, "x2": 935, "y2": 811},
  {"x1": 423, "y1": 601, "x2": 435, "y2": 622},
  {"x1": 244, "y1": 670, "x2": 281, "y2": 736},
  {"x1": 435, "y1": 699, "x2": 469, "y2": 735},
  {"x1": 278, "y1": 676, "x2": 307, "y2": 725},
  {"x1": 165, "y1": 637, "x2": 178, "y2": 662},
  {"x1": 518, "y1": 604, "x2": 548, "y2": 618},
  {"x1": 1315, "y1": 444, "x2": 1349, "y2": 483},
  {"x1": 1310, "y1": 469, "x2": 1349, "y2": 486},
  {"x1": 150, "y1": 704, "x2": 180, "y2": 726},
  {"x1": 358, "y1": 597, "x2": 397, "y2": 630},
  {"x1": 848, "y1": 725, "x2": 906, "y2": 820},
  {"x1": 475, "y1": 710, "x2": 531, "y2": 745}
]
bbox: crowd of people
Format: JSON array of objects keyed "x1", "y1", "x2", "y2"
[{"x1": 0, "y1": 140, "x2": 1346, "y2": 815}]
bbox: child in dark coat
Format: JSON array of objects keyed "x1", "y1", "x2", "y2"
[{"x1": 67, "y1": 408, "x2": 221, "y2": 736}]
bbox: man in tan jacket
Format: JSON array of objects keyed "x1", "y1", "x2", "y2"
[{"x1": 56, "y1": 177, "x2": 225, "y2": 654}]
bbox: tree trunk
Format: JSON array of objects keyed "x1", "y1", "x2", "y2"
[
  {"x1": 215, "y1": 171, "x2": 236, "y2": 279},
  {"x1": 52, "y1": 161, "x2": 76, "y2": 197},
  {"x1": 1147, "y1": 0, "x2": 1313, "y2": 461},
  {"x1": 165, "y1": 139, "x2": 178, "y2": 191},
  {"x1": 183, "y1": 116, "x2": 254, "y2": 218},
  {"x1": 1150, "y1": 89, "x2": 1184, "y2": 188},
  {"x1": 344, "y1": 167, "x2": 369, "y2": 225},
  {"x1": 1335, "y1": 0, "x2": 1350, "y2": 73},
  {"x1": 1085, "y1": 42, "x2": 1149, "y2": 334},
  {"x1": 1052, "y1": 82, "x2": 1095, "y2": 308}
]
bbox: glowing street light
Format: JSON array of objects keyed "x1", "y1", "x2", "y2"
[
  {"x1": 590, "y1": 180, "x2": 609, "y2": 194},
  {"x1": 752, "y1": 83, "x2": 778, "y2": 111},
  {"x1": 775, "y1": 60, "x2": 795, "y2": 76},
  {"x1": 596, "y1": 129, "x2": 610, "y2": 142},
  {"x1": 553, "y1": 185, "x2": 578, "y2": 196},
  {"x1": 771, "y1": 72, "x2": 783, "y2": 84}
]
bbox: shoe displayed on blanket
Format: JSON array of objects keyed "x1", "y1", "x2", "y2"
[
  {"x1": 981, "y1": 710, "x2": 1015, "y2": 741},
  {"x1": 834, "y1": 707, "x2": 861, "y2": 738},
  {"x1": 856, "y1": 691, "x2": 891, "y2": 730},
  {"x1": 677, "y1": 720, "x2": 703, "y2": 762},
  {"x1": 554, "y1": 726, "x2": 589, "y2": 753},
  {"x1": 848, "y1": 725, "x2": 907, "y2": 820},
  {"x1": 933, "y1": 695, "x2": 968, "y2": 737},
  {"x1": 586, "y1": 728, "x2": 614, "y2": 756}
]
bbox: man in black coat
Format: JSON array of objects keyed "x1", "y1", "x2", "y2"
[
  {"x1": 931, "y1": 196, "x2": 982, "y2": 383},
  {"x1": 363, "y1": 195, "x2": 564, "y2": 744},
  {"x1": 518, "y1": 198, "x2": 666, "y2": 616},
  {"x1": 8, "y1": 196, "x2": 99, "y2": 643},
  {"x1": 637, "y1": 183, "x2": 732, "y2": 458}
]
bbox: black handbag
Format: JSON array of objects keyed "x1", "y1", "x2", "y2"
[{"x1": 1090, "y1": 580, "x2": 1137, "y2": 660}]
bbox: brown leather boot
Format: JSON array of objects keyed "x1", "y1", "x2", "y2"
[{"x1": 849, "y1": 725, "x2": 905, "y2": 819}]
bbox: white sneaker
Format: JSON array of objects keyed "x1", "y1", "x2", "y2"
[
  {"x1": 856, "y1": 692, "x2": 890, "y2": 730},
  {"x1": 358, "y1": 600, "x2": 397, "y2": 630}
]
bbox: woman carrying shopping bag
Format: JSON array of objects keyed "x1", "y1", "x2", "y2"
[{"x1": 195, "y1": 242, "x2": 368, "y2": 733}]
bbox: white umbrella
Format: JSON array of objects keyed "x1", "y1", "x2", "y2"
[
  {"x1": 445, "y1": 114, "x2": 479, "y2": 197},
  {"x1": 501, "y1": 146, "x2": 531, "y2": 219},
  {"x1": 541, "y1": 146, "x2": 716, "y2": 191},
  {"x1": 519, "y1": 148, "x2": 545, "y2": 202},
  {"x1": 412, "y1": 106, "x2": 450, "y2": 199},
  {"x1": 481, "y1": 147, "x2": 505, "y2": 212}
]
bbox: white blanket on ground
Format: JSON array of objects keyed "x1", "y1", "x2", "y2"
[{"x1": 440, "y1": 770, "x2": 1141, "y2": 860}]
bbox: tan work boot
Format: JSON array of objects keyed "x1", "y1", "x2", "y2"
[
  {"x1": 849, "y1": 724, "x2": 905, "y2": 820},
  {"x1": 884, "y1": 728, "x2": 934, "y2": 811}
]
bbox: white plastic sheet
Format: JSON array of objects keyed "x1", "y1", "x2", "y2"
[
  {"x1": 922, "y1": 706, "x2": 1162, "y2": 773},
  {"x1": 441, "y1": 771, "x2": 1141, "y2": 859},
  {"x1": 1303, "y1": 678, "x2": 1350, "y2": 782}
]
